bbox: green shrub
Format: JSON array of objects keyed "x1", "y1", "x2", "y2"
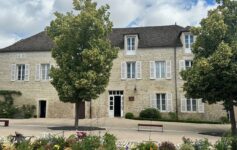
[
  {"x1": 15, "y1": 140, "x2": 32, "y2": 150},
  {"x1": 103, "y1": 132, "x2": 117, "y2": 150},
  {"x1": 220, "y1": 116, "x2": 230, "y2": 124},
  {"x1": 214, "y1": 137, "x2": 232, "y2": 150},
  {"x1": 168, "y1": 112, "x2": 177, "y2": 120},
  {"x1": 193, "y1": 138, "x2": 212, "y2": 150},
  {"x1": 132, "y1": 141, "x2": 158, "y2": 150},
  {"x1": 179, "y1": 143, "x2": 195, "y2": 150},
  {"x1": 159, "y1": 141, "x2": 176, "y2": 150},
  {"x1": 80, "y1": 135, "x2": 100, "y2": 150},
  {"x1": 21, "y1": 105, "x2": 36, "y2": 118},
  {"x1": 125, "y1": 112, "x2": 134, "y2": 119},
  {"x1": 139, "y1": 108, "x2": 161, "y2": 120}
]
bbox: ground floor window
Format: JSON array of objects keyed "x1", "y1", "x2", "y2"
[
  {"x1": 156, "y1": 93, "x2": 166, "y2": 111},
  {"x1": 187, "y1": 98, "x2": 197, "y2": 112}
]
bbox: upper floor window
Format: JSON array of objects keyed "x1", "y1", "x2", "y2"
[
  {"x1": 121, "y1": 61, "x2": 141, "y2": 80},
  {"x1": 127, "y1": 62, "x2": 136, "y2": 79},
  {"x1": 150, "y1": 60, "x2": 172, "y2": 80},
  {"x1": 125, "y1": 35, "x2": 138, "y2": 55},
  {"x1": 41, "y1": 64, "x2": 50, "y2": 80},
  {"x1": 11, "y1": 64, "x2": 30, "y2": 81},
  {"x1": 184, "y1": 34, "x2": 194, "y2": 53},
  {"x1": 35, "y1": 63, "x2": 51, "y2": 81}
]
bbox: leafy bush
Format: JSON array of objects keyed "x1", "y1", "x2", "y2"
[
  {"x1": 20, "y1": 105, "x2": 36, "y2": 118},
  {"x1": 0, "y1": 101, "x2": 18, "y2": 118},
  {"x1": 139, "y1": 108, "x2": 161, "y2": 120},
  {"x1": 125, "y1": 112, "x2": 134, "y2": 119},
  {"x1": 103, "y1": 132, "x2": 117, "y2": 150},
  {"x1": 80, "y1": 135, "x2": 100, "y2": 150},
  {"x1": 132, "y1": 141, "x2": 158, "y2": 150},
  {"x1": 179, "y1": 143, "x2": 195, "y2": 150},
  {"x1": 15, "y1": 140, "x2": 32, "y2": 150},
  {"x1": 168, "y1": 112, "x2": 177, "y2": 120},
  {"x1": 159, "y1": 141, "x2": 176, "y2": 150},
  {"x1": 214, "y1": 136, "x2": 232, "y2": 150},
  {"x1": 193, "y1": 138, "x2": 212, "y2": 150},
  {"x1": 220, "y1": 116, "x2": 230, "y2": 124}
]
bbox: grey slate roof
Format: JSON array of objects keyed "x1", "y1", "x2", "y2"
[{"x1": 0, "y1": 25, "x2": 186, "y2": 53}]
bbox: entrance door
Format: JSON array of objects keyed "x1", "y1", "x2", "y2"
[
  {"x1": 78, "y1": 101, "x2": 85, "y2": 119},
  {"x1": 114, "y1": 96, "x2": 121, "y2": 117},
  {"x1": 108, "y1": 90, "x2": 124, "y2": 117},
  {"x1": 39, "y1": 100, "x2": 46, "y2": 118}
]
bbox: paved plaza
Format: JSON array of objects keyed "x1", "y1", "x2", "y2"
[{"x1": 0, "y1": 118, "x2": 230, "y2": 144}]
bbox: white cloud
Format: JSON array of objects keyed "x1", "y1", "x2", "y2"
[{"x1": 0, "y1": 0, "x2": 217, "y2": 48}]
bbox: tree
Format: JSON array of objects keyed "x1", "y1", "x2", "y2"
[
  {"x1": 182, "y1": 0, "x2": 237, "y2": 136},
  {"x1": 46, "y1": 0, "x2": 118, "y2": 128}
]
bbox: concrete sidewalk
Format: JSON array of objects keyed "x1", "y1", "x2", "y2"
[{"x1": 0, "y1": 118, "x2": 230, "y2": 144}]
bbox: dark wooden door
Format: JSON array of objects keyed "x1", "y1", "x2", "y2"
[{"x1": 79, "y1": 101, "x2": 85, "y2": 119}]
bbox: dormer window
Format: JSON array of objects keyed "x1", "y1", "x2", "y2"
[
  {"x1": 184, "y1": 34, "x2": 194, "y2": 53},
  {"x1": 125, "y1": 35, "x2": 138, "y2": 55}
]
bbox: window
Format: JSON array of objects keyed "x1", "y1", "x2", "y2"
[
  {"x1": 17, "y1": 64, "x2": 25, "y2": 80},
  {"x1": 185, "y1": 60, "x2": 193, "y2": 69},
  {"x1": 155, "y1": 61, "x2": 166, "y2": 79},
  {"x1": 41, "y1": 64, "x2": 50, "y2": 80},
  {"x1": 187, "y1": 98, "x2": 197, "y2": 112},
  {"x1": 121, "y1": 61, "x2": 141, "y2": 80},
  {"x1": 185, "y1": 34, "x2": 194, "y2": 49},
  {"x1": 127, "y1": 36, "x2": 135, "y2": 51},
  {"x1": 125, "y1": 35, "x2": 138, "y2": 55},
  {"x1": 127, "y1": 62, "x2": 136, "y2": 79},
  {"x1": 157, "y1": 93, "x2": 166, "y2": 111}
]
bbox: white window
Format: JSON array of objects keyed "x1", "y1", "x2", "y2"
[
  {"x1": 185, "y1": 34, "x2": 194, "y2": 49},
  {"x1": 41, "y1": 64, "x2": 50, "y2": 80},
  {"x1": 155, "y1": 61, "x2": 166, "y2": 79},
  {"x1": 181, "y1": 97, "x2": 204, "y2": 113},
  {"x1": 150, "y1": 93, "x2": 173, "y2": 112},
  {"x1": 187, "y1": 98, "x2": 197, "y2": 112},
  {"x1": 157, "y1": 93, "x2": 166, "y2": 111},
  {"x1": 11, "y1": 64, "x2": 29, "y2": 81},
  {"x1": 150, "y1": 60, "x2": 171, "y2": 80},
  {"x1": 125, "y1": 35, "x2": 138, "y2": 55},
  {"x1": 185, "y1": 60, "x2": 193, "y2": 69},
  {"x1": 35, "y1": 64, "x2": 50, "y2": 81},
  {"x1": 127, "y1": 62, "x2": 136, "y2": 79},
  {"x1": 17, "y1": 64, "x2": 25, "y2": 80},
  {"x1": 121, "y1": 61, "x2": 141, "y2": 80}
]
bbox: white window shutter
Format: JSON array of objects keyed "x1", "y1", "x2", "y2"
[
  {"x1": 11, "y1": 64, "x2": 16, "y2": 81},
  {"x1": 166, "y1": 60, "x2": 172, "y2": 79},
  {"x1": 166, "y1": 93, "x2": 173, "y2": 112},
  {"x1": 150, "y1": 93, "x2": 157, "y2": 108},
  {"x1": 198, "y1": 99, "x2": 205, "y2": 113},
  {"x1": 150, "y1": 61, "x2": 155, "y2": 79},
  {"x1": 179, "y1": 60, "x2": 185, "y2": 79},
  {"x1": 181, "y1": 97, "x2": 187, "y2": 112},
  {"x1": 25, "y1": 64, "x2": 30, "y2": 81},
  {"x1": 136, "y1": 61, "x2": 142, "y2": 79},
  {"x1": 35, "y1": 64, "x2": 41, "y2": 81},
  {"x1": 135, "y1": 35, "x2": 139, "y2": 50},
  {"x1": 124, "y1": 36, "x2": 127, "y2": 51},
  {"x1": 121, "y1": 62, "x2": 127, "y2": 80}
]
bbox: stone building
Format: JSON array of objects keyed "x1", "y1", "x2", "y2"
[{"x1": 0, "y1": 25, "x2": 227, "y2": 121}]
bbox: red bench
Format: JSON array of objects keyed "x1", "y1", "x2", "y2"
[
  {"x1": 138, "y1": 123, "x2": 163, "y2": 132},
  {"x1": 0, "y1": 120, "x2": 9, "y2": 127}
]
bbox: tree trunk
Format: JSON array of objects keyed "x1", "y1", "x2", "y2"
[
  {"x1": 75, "y1": 101, "x2": 80, "y2": 129},
  {"x1": 230, "y1": 104, "x2": 237, "y2": 135}
]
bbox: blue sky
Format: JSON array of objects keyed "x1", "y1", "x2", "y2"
[{"x1": 0, "y1": 0, "x2": 217, "y2": 48}]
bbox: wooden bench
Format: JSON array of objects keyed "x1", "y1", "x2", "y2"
[
  {"x1": 138, "y1": 123, "x2": 163, "y2": 132},
  {"x1": 0, "y1": 120, "x2": 9, "y2": 127}
]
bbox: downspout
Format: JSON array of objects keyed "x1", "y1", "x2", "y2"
[{"x1": 174, "y1": 41, "x2": 179, "y2": 120}]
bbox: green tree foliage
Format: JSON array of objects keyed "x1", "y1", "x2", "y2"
[
  {"x1": 181, "y1": 0, "x2": 237, "y2": 137},
  {"x1": 46, "y1": 0, "x2": 118, "y2": 127}
]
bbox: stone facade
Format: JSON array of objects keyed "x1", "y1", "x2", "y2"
[{"x1": 0, "y1": 26, "x2": 228, "y2": 121}]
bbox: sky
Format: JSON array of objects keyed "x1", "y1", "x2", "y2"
[{"x1": 0, "y1": 0, "x2": 217, "y2": 48}]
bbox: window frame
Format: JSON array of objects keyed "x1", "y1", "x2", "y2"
[
  {"x1": 156, "y1": 93, "x2": 167, "y2": 112},
  {"x1": 125, "y1": 35, "x2": 138, "y2": 55},
  {"x1": 186, "y1": 98, "x2": 197, "y2": 112},
  {"x1": 17, "y1": 64, "x2": 25, "y2": 81},
  {"x1": 155, "y1": 61, "x2": 166, "y2": 79},
  {"x1": 40, "y1": 64, "x2": 50, "y2": 80},
  {"x1": 126, "y1": 62, "x2": 136, "y2": 79},
  {"x1": 185, "y1": 60, "x2": 193, "y2": 69},
  {"x1": 184, "y1": 34, "x2": 194, "y2": 53}
]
